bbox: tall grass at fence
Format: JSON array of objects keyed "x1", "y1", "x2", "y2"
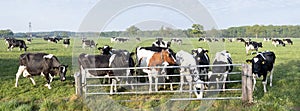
[{"x1": 0, "y1": 37, "x2": 299, "y2": 110}]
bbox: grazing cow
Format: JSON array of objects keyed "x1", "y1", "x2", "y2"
[
  {"x1": 15, "y1": 53, "x2": 68, "y2": 89},
  {"x1": 78, "y1": 46, "x2": 135, "y2": 93},
  {"x1": 272, "y1": 39, "x2": 285, "y2": 47},
  {"x1": 47, "y1": 37, "x2": 60, "y2": 43},
  {"x1": 263, "y1": 38, "x2": 272, "y2": 42},
  {"x1": 63, "y1": 38, "x2": 70, "y2": 48},
  {"x1": 246, "y1": 51, "x2": 276, "y2": 92},
  {"x1": 136, "y1": 46, "x2": 176, "y2": 92},
  {"x1": 198, "y1": 37, "x2": 204, "y2": 42},
  {"x1": 171, "y1": 38, "x2": 182, "y2": 45},
  {"x1": 245, "y1": 41, "x2": 263, "y2": 55},
  {"x1": 26, "y1": 38, "x2": 32, "y2": 44},
  {"x1": 191, "y1": 48, "x2": 210, "y2": 81},
  {"x1": 136, "y1": 37, "x2": 141, "y2": 42},
  {"x1": 204, "y1": 38, "x2": 212, "y2": 42},
  {"x1": 6, "y1": 39, "x2": 28, "y2": 51},
  {"x1": 221, "y1": 38, "x2": 225, "y2": 42},
  {"x1": 175, "y1": 50, "x2": 204, "y2": 98},
  {"x1": 282, "y1": 38, "x2": 293, "y2": 45},
  {"x1": 82, "y1": 39, "x2": 97, "y2": 48},
  {"x1": 212, "y1": 38, "x2": 219, "y2": 42},
  {"x1": 43, "y1": 37, "x2": 49, "y2": 41},
  {"x1": 237, "y1": 38, "x2": 246, "y2": 42},
  {"x1": 152, "y1": 39, "x2": 171, "y2": 48},
  {"x1": 211, "y1": 50, "x2": 233, "y2": 91},
  {"x1": 111, "y1": 37, "x2": 129, "y2": 43}
]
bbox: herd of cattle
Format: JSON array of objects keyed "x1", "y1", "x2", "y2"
[{"x1": 3, "y1": 37, "x2": 288, "y2": 98}]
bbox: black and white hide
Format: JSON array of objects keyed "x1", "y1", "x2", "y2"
[
  {"x1": 176, "y1": 50, "x2": 204, "y2": 98},
  {"x1": 211, "y1": 50, "x2": 233, "y2": 91},
  {"x1": 15, "y1": 53, "x2": 68, "y2": 89},
  {"x1": 246, "y1": 51, "x2": 276, "y2": 92}
]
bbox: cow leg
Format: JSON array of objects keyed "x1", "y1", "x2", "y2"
[
  {"x1": 222, "y1": 72, "x2": 228, "y2": 92},
  {"x1": 49, "y1": 74, "x2": 54, "y2": 82},
  {"x1": 44, "y1": 73, "x2": 52, "y2": 89},
  {"x1": 110, "y1": 79, "x2": 117, "y2": 95},
  {"x1": 155, "y1": 76, "x2": 158, "y2": 92},
  {"x1": 270, "y1": 69, "x2": 274, "y2": 87},
  {"x1": 263, "y1": 75, "x2": 268, "y2": 93},
  {"x1": 253, "y1": 75, "x2": 256, "y2": 91},
  {"x1": 29, "y1": 77, "x2": 36, "y2": 85},
  {"x1": 180, "y1": 73, "x2": 184, "y2": 91},
  {"x1": 15, "y1": 66, "x2": 26, "y2": 87},
  {"x1": 148, "y1": 74, "x2": 152, "y2": 93}
]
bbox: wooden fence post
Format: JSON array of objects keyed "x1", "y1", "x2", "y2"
[
  {"x1": 242, "y1": 64, "x2": 253, "y2": 103},
  {"x1": 74, "y1": 72, "x2": 83, "y2": 97}
]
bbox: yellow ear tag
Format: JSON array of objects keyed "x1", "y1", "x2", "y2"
[{"x1": 262, "y1": 61, "x2": 265, "y2": 64}]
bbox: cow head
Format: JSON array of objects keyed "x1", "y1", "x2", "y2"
[
  {"x1": 59, "y1": 65, "x2": 68, "y2": 81},
  {"x1": 192, "y1": 48, "x2": 209, "y2": 64},
  {"x1": 246, "y1": 57, "x2": 264, "y2": 76},
  {"x1": 161, "y1": 49, "x2": 176, "y2": 65},
  {"x1": 98, "y1": 45, "x2": 112, "y2": 55}
]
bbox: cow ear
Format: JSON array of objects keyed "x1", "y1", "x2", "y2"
[
  {"x1": 246, "y1": 59, "x2": 252, "y2": 63},
  {"x1": 205, "y1": 50, "x2": 209, "y2": 53},
  {"x1": 97, "y1": 47, "x2": 102, "y2": 50}
]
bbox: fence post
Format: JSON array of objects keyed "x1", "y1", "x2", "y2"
[
  {"x1": 74, "y1": 72, "x2": 83, "y2": 97},
  {"x1": 242, "y1": 64, "x2": 253, "y2": 103}
]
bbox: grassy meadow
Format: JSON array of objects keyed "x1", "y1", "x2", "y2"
[{"x1": 0, "y1": 37, "x2": 299, "y2": 110}]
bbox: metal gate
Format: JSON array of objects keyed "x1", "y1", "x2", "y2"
[{"x1": 74, "y1": 64, "x2": 254, "y2": 101}]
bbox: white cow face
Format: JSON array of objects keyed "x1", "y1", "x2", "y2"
[{"x1": 59, "y1": 65, "x2": 68, "y2": 81}]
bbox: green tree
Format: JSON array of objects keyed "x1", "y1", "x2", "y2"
[
  {"x1": 191, "y1": 24, "x2": 204, "y2": 37},
  {"x1": 126, "y1": 25, "x2": 140, "y2": 37},
  {"x1": 0, "y1": 29, "x2": 14, "y2": 37}
]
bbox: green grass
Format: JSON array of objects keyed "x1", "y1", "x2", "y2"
[{"x1": 0, "y1": 37, "x2": 299, "y2": 110}]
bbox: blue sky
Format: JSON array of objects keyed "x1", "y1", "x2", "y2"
[{"x1": 0, "y1": 0, "x2": 299, "y2": 32}]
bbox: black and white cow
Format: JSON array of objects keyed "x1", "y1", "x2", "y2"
[
  {"x1": 63, "y1": 38, "x2": 70, "y2": 48},
  {"x1": 79, "y1": 46, "x2": 135, "y2": 93},
  {"x1": 245, "y1": 41, "x2": 263, "y2": 55},
  {"x1": 221, "y1": 38, "x2": 225, "y2": 42},
  {"x1": 191, "y1": 48, "x2": 210, "y2": 81},
  {"x1": 272, "y1": 39, "x2": 285, "y2": 47},
  {"x1": 136, "y1": 37, "x2": 141, "y2": 42},
  {"x1": 136, "y1": 46, "x2": 177, "y2": 92},
  {"x1": 111, "y1": 37, "x2": 129, "y2": 43},
  {"x1": 211, "y1": 50, "x2": 233, "y2": 91},
  {"x1": 6, "y1": 39, "x2": 28, "y2": 51},
  {"x1": 237, "y1": 38, "x2": 246, "y2": 42},
  {"x1": 152, "y1": 39, "x2": 171, "y2": 48},
  {"x1": 204, "y1": 38, "x2": 212, "y2": 42},
  {"x1": 26, "y1": 38, "x2": 32, "y2": 44},
  {"x1": 47, "y1": 37, "x2": 60, "y2": 43},
  {"x1": 171, "y1": 38, "x2": 182, "y2": 45},
  {"x1": 263, "y1": 38, "x2": 272, "y2": 42},
  {"x1": 246, "y1": 51, "x2": 276, "y2": 92},
  {"x1": 82, "y1": 39, "x2": 97, "y2": 49},
  {"x1": 198, "y1": 37, "x2": 204, "y2": 42},
  {"x1": 15, "y1": 53, "x2": 68, "y2": 89},
  {"x1": 175, "y1": 50, "x2": 204, "y2": 98},
  {"x1": 282, "y1": 38, "x2": 293, "y2": 45}
]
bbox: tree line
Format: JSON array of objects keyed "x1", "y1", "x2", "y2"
[
  {"x1": 1, "y1": 24, "x2": 300, "y2": 38},
  {"x1": 100, "y1": 24, "x2": 300, "y2": 38}
]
